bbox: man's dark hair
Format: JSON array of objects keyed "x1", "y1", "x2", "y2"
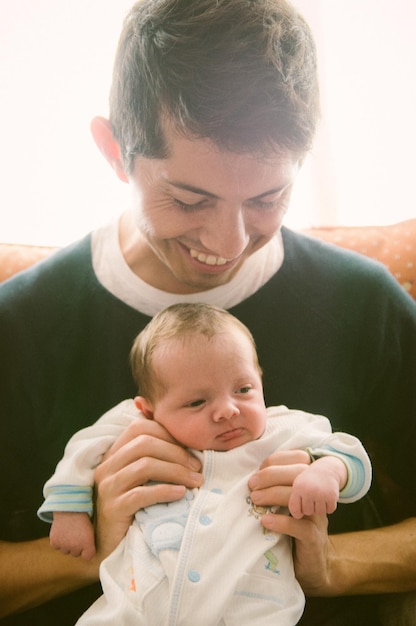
[{"x1": 110, "y1": 0, "x2": 320, "y2": 172}]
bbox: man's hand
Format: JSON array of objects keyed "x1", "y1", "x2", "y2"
[
  {"x1": 262, "y1": 511, "x2": 333, "y2": 595},
  {"x1": 248, "y1": 449, "x2": 333, "y2": 594},
  {"x1": 248, "y1": 449, "x2": 311, "y2": 509},
  {"x1": 93, "y1": 418, "x2": 203, "y2": 561}
]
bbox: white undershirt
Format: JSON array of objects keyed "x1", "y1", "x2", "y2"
[{"x1": 91, "y1": 219, "x2": 284, "y2": 317}]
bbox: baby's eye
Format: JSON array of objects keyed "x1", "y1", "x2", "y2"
[
  {"x1": 187, "y1": 399, "x2": 206, "y2": 408},
  {"x1": 237, "y1": 386, "x2": 252, "y2": 394}
]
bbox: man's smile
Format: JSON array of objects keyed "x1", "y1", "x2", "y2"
[{"x1": 189, "y1": 248, "x2": 230, "y2": 266}]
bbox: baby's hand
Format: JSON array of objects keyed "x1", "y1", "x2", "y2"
[
  {"x1": 288, "y1": 456, "x2": 347, "y2": 519},
  {"x1": 50, "y1": 511, "x2": 96, "y2": 560}
]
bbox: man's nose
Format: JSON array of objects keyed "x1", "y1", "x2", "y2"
[{"x1": 200, "y1": 206, "x2": 250, "y2": 260}]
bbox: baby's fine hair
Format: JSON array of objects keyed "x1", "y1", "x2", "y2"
[{"x1": 130, "y1": 303, "x2": 260, "y2": 401}]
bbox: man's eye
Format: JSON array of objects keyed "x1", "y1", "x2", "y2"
[
  {"x1": 187, "y1": 399, "x2": 206, "y2": 407},
  {"x1": 248, "y1": 198, "x2": 281, "y2": 211},
  {"x1": 173, "y1": 199, "x2": 206, "y2": 212}
]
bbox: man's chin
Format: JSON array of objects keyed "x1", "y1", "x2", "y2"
[{"x1": 177, "y1": 268, "x2": 239, "y2": 293}]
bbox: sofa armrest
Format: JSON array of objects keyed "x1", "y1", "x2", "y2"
[
  {"x1": 304, "y1": 219, "x2": 416, "y2": 301},
  {"x1": 0, "y1": 243, "x2": 58, "y2": 283},
  {"x1": 1, "y1": 219, "x2": 415, "y2": 301}
]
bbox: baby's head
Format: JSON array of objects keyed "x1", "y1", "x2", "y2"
[{"x1": 130, "y1": 303, "x2": 267, "y2": 451}]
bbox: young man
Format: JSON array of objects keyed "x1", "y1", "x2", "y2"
[
  {"x1": 38, "y1": 303, "x2": 371, "y2": 625},
  {"x1": 1, "y1": 1, "x2": 415, "y2": 624}
]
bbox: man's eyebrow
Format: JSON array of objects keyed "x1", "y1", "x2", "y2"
[
  {"x1": 252, "y1": 186, "x2": 287, "y2": 200},
  {"x1": 166, "y1": 179, "x2": 286, "y2": 201},
  {"x1": 166, "y1": 180, "x2": 218, "y2": 198}
]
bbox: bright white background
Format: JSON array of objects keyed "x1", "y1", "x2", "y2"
[{"x1": 0, "y1": 0, "x2": 415, "y2": 246}]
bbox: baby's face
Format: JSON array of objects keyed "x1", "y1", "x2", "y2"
[{"x1": 149, "y1": 330, "x2": 267, "y2": 451}]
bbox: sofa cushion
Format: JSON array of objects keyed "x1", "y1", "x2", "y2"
[
  {"x1": 0, "y1": 243, "x2": 58, "y2": 284},
  {"x1": 304, "y1": 219, "x2": 416, "y2": 300},
  {"x1": 1, "y1": 219, "x2": 415, "y2": 300}
]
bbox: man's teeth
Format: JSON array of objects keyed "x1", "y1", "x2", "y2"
[{"x1": 190, "y1": 249, "x2": 228, "y2": 266}]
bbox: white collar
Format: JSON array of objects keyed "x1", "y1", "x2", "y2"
[{"x1": 92, "y1": 218, "x2": 284, "y2": 317}]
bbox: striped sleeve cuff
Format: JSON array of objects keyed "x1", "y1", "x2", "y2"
[{"x1": 37, "y1": 485, "x2": 93, "y2": 523}]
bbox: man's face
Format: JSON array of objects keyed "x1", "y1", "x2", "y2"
[{"x1": 126, "y1": 128, "x2": 300, "y2": 294}]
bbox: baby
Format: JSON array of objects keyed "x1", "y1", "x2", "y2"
[{"x1": 39, "y1": 303, "x2": 371, "y2": 625}]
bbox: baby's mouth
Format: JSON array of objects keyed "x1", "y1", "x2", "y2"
[{"x1": 217, "y1": 427, "x2": 244, "y2": 441}]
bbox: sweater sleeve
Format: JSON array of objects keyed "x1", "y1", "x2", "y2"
[
  {"x1": 37, "y1": 399, "x2": 140, "y2": 522},
  {"x1": 266, "y1": 407, "x2": 372, "y2": 504}
]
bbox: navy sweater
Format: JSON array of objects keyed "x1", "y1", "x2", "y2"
[{"x1": 1, "y1": 227, "x2": 415, "y2": 624}]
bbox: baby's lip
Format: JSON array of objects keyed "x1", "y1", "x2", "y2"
[{"x1": 216, "y1": 427, "x2": 244, "y2": 441}]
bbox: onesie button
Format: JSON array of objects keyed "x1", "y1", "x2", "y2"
[
  {"x1": 188, "y1": 569, "x2": 201, "y2": 583},
  {"x1": 211, "y1": 488, "x2": 222, "y2": 494},
  {"x1": 199, "y1": 515, "x2": 212, "y2": 526}
]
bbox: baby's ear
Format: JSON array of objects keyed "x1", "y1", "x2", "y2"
[{"x1": 134, "y1": 396, "x2": 154, "y2": 420}]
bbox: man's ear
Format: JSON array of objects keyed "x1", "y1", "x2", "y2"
[
  {"x1": 134, "y1": 396, "x2": 155, "y2": 420},
  {"x1": 90, "y1": 116, "x2": 129, "y2": 183}
]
